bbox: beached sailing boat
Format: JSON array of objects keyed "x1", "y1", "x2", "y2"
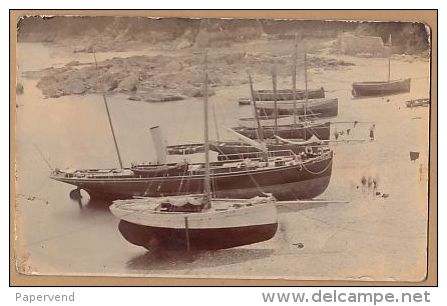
[
  {"x1": 352, "y1": 34, "x2": 411, "y2": 97},
  {"x1": 109, "y1": 53, "x2": 278, "y2": 251},
  {"x1": 216, "y1": 40, "x2": 332, "y2": 160},
  {"x1": 51, "y1": 50, "x2": 333, "y2": 201},
  {"x1": 232, "y1": 41, "x2": 332, "y2": 141},
  {"x1": 245, "y1": 39, "x2": 338, "y2": 118}
]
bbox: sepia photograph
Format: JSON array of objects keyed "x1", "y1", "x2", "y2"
[{"x1": 11, "y1": 11, "x2": 435, "y2": 283}]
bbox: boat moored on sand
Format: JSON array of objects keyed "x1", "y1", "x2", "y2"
[
  {"x1": 111, "y1": 195, "x2": 278, "y2": 251},
  {"x1": 110, "y1": 53, "x2": 280, "y2": 252},
  {"x1": 250, "y1": 87, "x2": 325, "y2": 101},
  {"x1": 352, "y1": 35, "x2": 411, "y2": 98},
  {"x1": 232, "y1": 121, "x2": 331, "y2": 141},
  {"x1": 352, "y1": 78, "x2": 411, "y2": 97},
  {"x1": 256, "y1": 98, "x2": 338, "y2": 118},
  {"x1": 51, "y1": 150, "x2": 333, "y2": 201}
]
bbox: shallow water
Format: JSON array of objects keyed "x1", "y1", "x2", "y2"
[{"x1": 15, "y1": 42, "x2": 430, "y2": 280}]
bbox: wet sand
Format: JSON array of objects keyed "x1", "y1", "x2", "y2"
[{"x1": 14, "y1": 40, "x2": 429, "y2": 280}]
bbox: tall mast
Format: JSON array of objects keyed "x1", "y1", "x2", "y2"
[
  {"x1": 211, "y1": 101, "x2": 220, "y2": 140},
  {"x1": 292, "y1": 34, "x2": 298, "y2": 126},
  {"x1": 203, "y1": 51, "x2": 212, "y2": 208},
  {"x1": 248, "y1": 73, "x2": 265, "y2": 142},
  {"x1": 93, "y1": 52, "x2": 123, "y2": 169},
  {"x1": 387, "y1": 34, "x2": 392, "y2": 82},
  {"x1": 303, "y1": 41, "x2": 309, "y2": 140},
  {"x1": 271, "y1": 67, "x2": 278, "y2": 141}
]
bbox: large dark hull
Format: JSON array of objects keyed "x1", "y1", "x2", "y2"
[
  {"x1": 232, "y1": 122, "x2": 330, "y2": 140},
  {"x1": 52, "y1": 154, "x2": 333, "y2": 201},
  {"x1": 352, "y1": 78, "x2": 411, "y2": 97},
  {"x1": 118, "y1": 220, "x2": 278, "y2": 251},
  {"x1": 257, "y1": 98, "x2": 338, "y2": 118}
]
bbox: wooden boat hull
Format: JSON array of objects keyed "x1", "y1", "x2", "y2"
[
  {"x1": 210, "y1": 141, "x2": 325, "y2": 160},
  {"x1": 118, "y1": 220, "x2": 278, "y2": 250},
  {"x1": 257, "y1": 98, "x2": 338, "y2": 118},
  {"x1": 232, "y1": 122, "x2": 330, "y2": 140},
  {"x1": 51, "y1": 153, "x2": 333, "y2": 201},
  {"x1": 352, "y1": 78, "x2": 411, "y2": 97},
  {"x1": 252, "y1": 87, "x2": 325, "y2": 101},
  {"x1": 238, "y1": 98, "x2": 251, "y2": 105},
  {"x1": 405, "y1": 98, "x2": 429, "y2": 108},
  {"x1": 111, "y1": 196, "x2": 278, "y2": 250},
  {"x1": 238, "y1": 115, "x2": 298, "y2": 128}
]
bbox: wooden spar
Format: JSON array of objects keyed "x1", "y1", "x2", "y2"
[
  {"x1": 328, "y1": 121, "x2": 375, "y2": 124},
  {"x1": 34, "y1": 144, "x2": 53, "y2": 170},
  {"x1": 203, "y1": 52, "x2": 211, "y2": 208},
  {"x1": 248, "y1": 73, "x2": 265, "y2": 142},
  {"x1": 275, "y1": 135, "x2": 366, "y2": 144},
  {"x1": 211, "y1": 93, "x2": 220, "y2": 141},
  {"x1": 292, "y1": 35, "x2": 298, "y2": 126},
  {"x1": 226, "y1": 127, "x2": 267, "y2": 152},
  {"x1": 274, "y1": 135, "x2": 321, "y2": 145},
  {"x1": 271, "y1": 67, "x2": 278, "y2": 141},
  {"x1": 93, "y1": 52, "x2": 123, "y2": 169},
  {"x1": 303, "y1": 41, "x2": 309, "y2": 141},
  {"x1": 387, "y1": 34, "x2": 392, "y2": 82},
  {"x1": 277, "y1": 199, "x2": 349, "y2": 206}
]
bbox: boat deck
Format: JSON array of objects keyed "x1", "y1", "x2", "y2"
[{"x1": 51, "y1": 151, "x2": 331, "y2": 180}]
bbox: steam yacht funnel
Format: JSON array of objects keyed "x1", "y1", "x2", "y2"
[{"x1": 150, "y1": 126, "x2": 167, "y2": 164}]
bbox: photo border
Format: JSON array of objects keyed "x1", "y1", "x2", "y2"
[{"x1": 9, "y1": 9, "x2": 438, "y2": 287}]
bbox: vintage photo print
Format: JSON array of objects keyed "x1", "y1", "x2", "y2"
[{"x1": 11, "y1": 11, "x2": 434, "y2": 283}]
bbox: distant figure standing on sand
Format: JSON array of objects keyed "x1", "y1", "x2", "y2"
[
  {"x1": 334, "y1": 128, "x2": 339, "y2": 140},
  {"x1": 361, "y1": 176, "x2": 367, "y2": 186},
  {"x1": 369, "y1": 124, "x2": 376, "y2": 141},
  {"x1": 367, "y1": 176, "x2": 373, "y2": 189}
]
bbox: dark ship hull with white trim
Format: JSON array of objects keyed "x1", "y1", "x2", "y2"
[{"x1": 51, "y1": 153, "x2": 333, "y2": 201}]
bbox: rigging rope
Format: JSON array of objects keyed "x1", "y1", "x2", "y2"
[{"x1": 301, "y1": 155, "x2": 333, "y2": 175}]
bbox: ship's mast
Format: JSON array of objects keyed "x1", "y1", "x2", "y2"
[
  {"x1": 203, "y1": 51, "x2": 212, "y2": 208},
  {"x1": 271, "y1": 66, "x2": 279, "y2": 142},
  {"x1": 248, "y1": 74, "x2": 265, "y2": 142},
  {"x1": 93, "y1": 52, "x2": 123, "y2": 169},
  {"x1": 292, "y1": 35, "x2": 298, "y2": 126},
  {"x1": 248, "y1": 73, "x2": 268, "y2": 159},
  {"x1": 303, "y1": 41, "x2": 309, "y2": 140},
  {"x1": 387, "y1": 34, "x2": 392, "y2": 82}
]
